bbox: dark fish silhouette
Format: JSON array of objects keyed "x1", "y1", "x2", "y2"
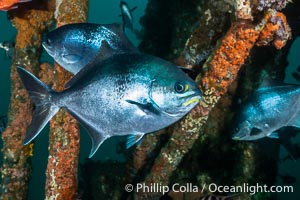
[
  {"x1": 42, "y1": 23, "x2": 137, "y2": 74},
  {"x1": 17, "y1": 53, "x2": 201, "y2": 157}
]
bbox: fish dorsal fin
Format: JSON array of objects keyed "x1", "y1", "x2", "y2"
[
  {"x1": 64, "y1": 40, "x2": 114, "y2": 89},
  {"x1": 65, "y1": 108, "x2": 107, "y2": 158},
  {"x1": 126, "y1": 132, "x2": 144, "y2": 149}
]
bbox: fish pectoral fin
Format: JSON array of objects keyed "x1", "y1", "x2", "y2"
[
  {"x1": 125, "y1": 99, "x2": 160, "y2": 115},
  {"x1": 267, "y1": 132, "x2": 279, "y2": 139},
  {"x1": 62, "y1": 54, "x2": 82, "y2": 64},
  {"x1": 126, "y1": 133, "x2": 144, "y2": 149}
]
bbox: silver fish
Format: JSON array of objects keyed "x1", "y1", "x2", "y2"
[
  {"x1": 17, "y1": 53, "x2": 201, "y2": 157},
  {"x1": 232, "y1": 84, "x2": 300, "y2": 141},
  {"x1": 42, "y1": 23, "x2": 137, "y2": 74},
  {"x1": 119, "y1": 0, "x2": 137, "y2": 32}
]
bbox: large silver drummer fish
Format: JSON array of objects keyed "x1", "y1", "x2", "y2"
[
  {"x1": 17, "y1": 52, "x2": 202, "y2": 157},
  {"x1": 42, "y1": 23, "x2": 137, "y2": 74}
]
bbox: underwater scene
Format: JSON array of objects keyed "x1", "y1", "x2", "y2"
[{"x1": 1, "y1": 0, "x2": 300, "y2": 199}]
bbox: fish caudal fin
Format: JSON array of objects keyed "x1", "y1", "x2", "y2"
[{"x1": 16, "y1": 67, "x2": 59, "y2": 144}]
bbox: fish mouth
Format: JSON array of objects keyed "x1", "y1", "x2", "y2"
[
  {"x1": 232, "y1": 132, "x2": 254, "y2": 141},
  {"x1": 232, "y1": 136, "x2": 241, "y2": 141},
  {"x1": 151, "y1": 92, "x2": 201, "y2": 118},
  {"x1": 232, "y1": 131, "x2": 248, "y2": 141}
]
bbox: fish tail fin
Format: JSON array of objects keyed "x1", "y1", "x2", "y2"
[{"x1": 16, "y1": 67, "x2": 59, "y2": 144}]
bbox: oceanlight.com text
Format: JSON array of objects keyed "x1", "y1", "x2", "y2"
[
  {"x1": 208, "y1": 183, "x2": 293, "y2": 195},
  {"x1": 125, "y1": 182, "x2": 294, "y2": 195}
]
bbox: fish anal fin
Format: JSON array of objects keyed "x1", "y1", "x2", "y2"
[
  {"x1": 126, "y1": 133, "x2": 144, "y2": 149},
  {"x1": 86, "y1": 126, "x2": 107, "y2": 158},
  {"x1": 65, "y1": 108, "x2": 107, "y2": 158}
]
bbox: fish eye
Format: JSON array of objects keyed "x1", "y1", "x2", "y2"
[{"x1": 174, "y1": 82, "x2": 187, "y2": 93}]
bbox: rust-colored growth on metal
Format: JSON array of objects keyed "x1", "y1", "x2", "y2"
[
  {"x1": 44, "y1": 0, "x2": 88, "y2": 200},
  {"x1": 256, "y1": 11, "x2": 291, "y2": 49},
  {"x1": 137, "y1": 10, "x2": 291, "y2": 197},
  {"x1": 0, "y1": 2, "x2": 53, "y2": 199},
  {"x1": 201, "y1": 22, "x2": 259, "y2": 95}
]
